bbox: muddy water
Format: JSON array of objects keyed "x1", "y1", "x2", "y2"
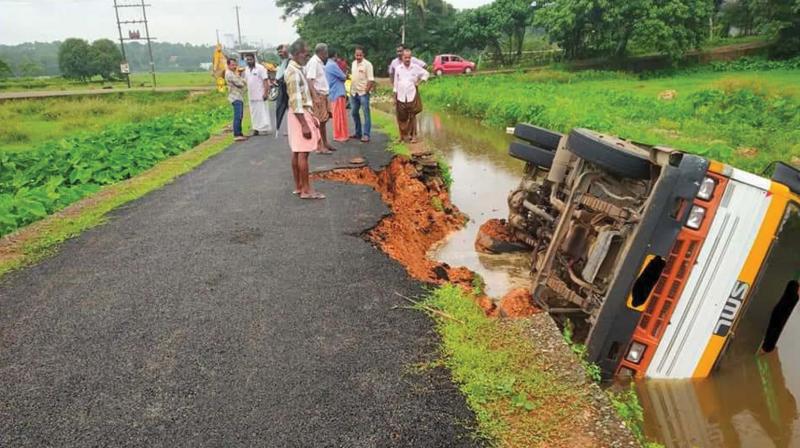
[
  {"x1": 413, "y1": 108, "x2": 800, "y2": 447},
  {"x1": 414, "y1": 110, "x2": 532, "y2": 298}
]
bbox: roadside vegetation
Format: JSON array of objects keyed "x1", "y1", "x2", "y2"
[
  {"x1": 0, "y1": 92, "x2": 228, "y2": 237},
  {"x1": 420, "y1": 284, "x2": 638, "y2": 447},
  {"x1": 423, "y1": 61, "x2": 800, "y2": 172},
  {"x1": 0, "y1": 132, "x2": 232, "y2": 277},
  {"x1": 0, "y1": 91, "x2": 216, "y2": 152},
  {"x1": 0, "y1": 72, "x2": 212, "y2": 93}
]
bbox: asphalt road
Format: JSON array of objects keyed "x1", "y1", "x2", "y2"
[{"x1": 0, "y1": 127, "x2": 480, "y2": 447}]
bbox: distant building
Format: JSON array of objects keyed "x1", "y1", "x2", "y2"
[{"x1": 199, "y1": 62, "x2": 212, "y2": 70}]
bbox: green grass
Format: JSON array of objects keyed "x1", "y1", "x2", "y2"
[
  {"x1": 0, "y1": 91, "x2": 229, "y2": 153},
  {"x1": 421, "y1": 284, "x2": 611, "y2": 446},
  {"x1": 0, "y1": 132, "x2": 232, "y2": 278},
  {"x1": 0, "y1": 72, "x2": 213, "y2": 92},
  {"x1": 372, "y1": 109, "x2": 411, "y2": 157},
  {"x1": 423, "y1": 68, "x2": 800, "y2": 172}
]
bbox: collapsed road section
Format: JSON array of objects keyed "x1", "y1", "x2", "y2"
[{"x1": 314, "y1": 149, "x2": 475, "y2": 287}]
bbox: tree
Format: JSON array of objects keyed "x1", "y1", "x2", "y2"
[
  {"x1": 719, "y1": 0, "x2": 760, "y2": 36},
  {"x1": 58, "y1": 38, "x2": 94, "y2": 80},
  {"x1": 454, "y1": 0, "x2": 534, "y2": 65},
  {"x1": 281, "y1": 0, "x2": 461, "y2": 73},
  {"x1": 760, "y1": 0, "x2": 800, "y2": 58},
  {"x1": 18, "y1": 57, "x2": 43, "y2": 77},
  {"x1": 90, "y1": 39, "x2": 123, "y2": 80},
  {"x1": 0, "y1": 58, "x2": 11, "y2": 79},
  {"x1": 278, "y1": 0, "x2": 401, "y2": 19},
  {"x1": 535, "y1": 0, "x2": 712, "y2": 60}
]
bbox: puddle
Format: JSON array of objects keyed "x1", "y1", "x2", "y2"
[
  {"x1": 415, "y1": 110, "x2": 532, "y2": 298},
  {"x1": 412, "y1": 107, "x2": 800, "y2": 447}
]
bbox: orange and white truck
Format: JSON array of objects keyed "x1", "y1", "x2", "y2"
[{"x1": 505, "y1": 124, "x2": 800, "y2": 380}]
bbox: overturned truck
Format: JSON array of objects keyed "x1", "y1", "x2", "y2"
[{"x1": 503, "y1": 124, "x2": 800, "y2": 380}]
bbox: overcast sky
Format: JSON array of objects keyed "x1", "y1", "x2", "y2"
[{"x1": 0, "y1": 0, "x2": 492, "y2": 46}]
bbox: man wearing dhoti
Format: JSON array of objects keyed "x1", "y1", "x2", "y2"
[{"x1": 244, "y1": 53, "x2": 273, "y2": 136}]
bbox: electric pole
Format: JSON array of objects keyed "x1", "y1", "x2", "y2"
[
  {"x1": 113, "y1": 0, "x2": 131, "y2": 88},
  {"x1": 235, "y1": 6, "x2": 243, "y2": 50},
  {"x1": 140, "y1": 0, "x2": 157, "y2": 88},
  {"x1": 112, "y1": 0, "x2": 158, "y2": 89},
  {"x1": 401, "y1": 0, "x2": 407, "y2": 44}
]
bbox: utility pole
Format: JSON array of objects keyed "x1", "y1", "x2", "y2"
[
  {"x1": 112, "y1": 0, "x2": 158, "y2": 89},
  {"x1": 140, "y1": 0, "x2": 157, "y2": 88},
  {"x1": 113, "y1": 0, "x2": 131, "y2": 88},
  {"x1": 401, "y1": 0, "x2": 407, "y2": 44},
  {"x1": 235, "y1": 6, "x2": 243, "y2": 50}
]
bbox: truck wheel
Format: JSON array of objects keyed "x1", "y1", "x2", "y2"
[
  {"x1": 464, "y1": 67, "x2": 473, "y2": 74},
  {"x1": 566, "y1": 128, "x2": 652, "y2": 179},
  {"x1": 514, "y1": 124, "x2": 563, "y2": 151},
  {"x1": 509, "y1": 142, "x2": 554, "y2": 168},
  {"x1": 435, "y1": 69, "x2": 443, "y2": 76}
]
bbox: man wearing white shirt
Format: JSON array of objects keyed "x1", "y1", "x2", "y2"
[
  {"x1": 244, "y1": 53, "x2": 273, "y2": 136},
  {"x1": 393, "y1": 49, "x2": 429, "y2": 143},
  {"x1": 305, "y1": 43, "x2": 333, "y2": 153},
  {"x1": 388, "y1": 44, "x2": 425, "y2": 88}
]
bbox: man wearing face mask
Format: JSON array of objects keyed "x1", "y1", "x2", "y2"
[{"x1": 244, "y1": 52, "x2": 273, "y2": 136}]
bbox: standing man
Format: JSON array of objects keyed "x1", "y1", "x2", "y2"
[
  {"x1": 224, "y1": 57, "x2": 247, "y2": 142},
  {"x1": 244, "y1": 53, "x2": 273, "y2": 136},
  {"x1": 285, "y1": 39, "x2": 325, "y2": 200},
  {"x1": 325, "y1": 49, "x2": 349, "y2": 142},
  {"x1": 274, "y1": 44, "x2": 291, "y2": 135},
  {"x1": 350, "y1": 45, "x2": 374, "y2": 143},
  {"x1": 304, "y1": 43, "x2": 333, "y2": 153},
  {"x1": 394, "y1": 48, "x2": 429, "y2": 144},
  {"x1": 388, "y1": 44, "x2": 425, "y2": 87}
]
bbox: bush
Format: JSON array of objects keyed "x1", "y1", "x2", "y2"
[{"x1": 0, "y1": 105, "x2": 228, "y2": 236}]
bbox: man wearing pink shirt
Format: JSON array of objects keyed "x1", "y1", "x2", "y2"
[{"x1": 393, "y1": 48, "x2": 429, "y2": 143}]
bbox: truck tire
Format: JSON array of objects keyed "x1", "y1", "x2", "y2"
[
  {"x1": 514, "y1": 124, "x2": 563, "y2": 151},
  {"x1": 567, "y1": 128, "x2": 652, "y2": 179},
  {"x1": 509, "y1": 142, "x2": 554, "y2": 168}
]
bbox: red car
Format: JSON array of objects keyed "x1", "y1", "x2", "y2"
[{"x1": 432, "y1": 54, "x2": 476, "y2": 76}]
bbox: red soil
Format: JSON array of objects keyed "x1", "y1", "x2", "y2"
[
  {"x1": 474, "y1": 218, "x2": 518, "y2": 254},
  {"x1": 313, "y1": 158, "x2": 473, "y2": 287},
  {"x1": 498, "y1": 288, "x2": 540, "y2": 318}
]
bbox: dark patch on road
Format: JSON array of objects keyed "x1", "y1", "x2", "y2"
[{"x1": 0, "y1": 130, "x2": 481, "y2": 447}]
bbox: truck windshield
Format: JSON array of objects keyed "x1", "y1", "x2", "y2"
[{"x1": 718, "y1": 202, "x2": 800, "y2": 369}]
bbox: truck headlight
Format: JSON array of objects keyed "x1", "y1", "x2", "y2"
[
  {"x1": 697, "y1": 177, "x2": 716, "y2": 201},
  {"x1": 686, "y1": 205, "x2": 706, "y2": 230},
  {"x1": 625, "y1": 341, "x2": 647, "y2": 364}
]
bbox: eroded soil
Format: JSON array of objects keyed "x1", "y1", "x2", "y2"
[{"x1": 314, "y1": 157, "x2": 475, "y2": 287}]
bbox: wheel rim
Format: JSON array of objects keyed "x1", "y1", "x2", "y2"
[{"x1": 436, "y1": 70, "x2": 442, "y2": 76}]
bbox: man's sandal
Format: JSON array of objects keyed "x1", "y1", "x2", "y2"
[{"x1": 300, "y1": 192, "x2": 326, "y2": 200}]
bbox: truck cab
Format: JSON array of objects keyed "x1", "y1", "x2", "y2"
[{"x1": 505, "y1": 124, "x2": 800, "y2": 380}]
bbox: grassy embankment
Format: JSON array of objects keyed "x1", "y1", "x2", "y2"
[
  {"x1": 419, "y1": 284, "x2": 647, "y2": 447},
  {"x1": 0, "y1": 91, "x2": 234, "y2": 275},
  {"x1": 0, "y1": 72, "x2": 212, "y2": 92},
  {"x1": 423, "y1": 61, "x2": 800, "y2": 173}
]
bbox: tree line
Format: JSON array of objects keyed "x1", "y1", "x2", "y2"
[
  {"x1": 280, "y1": 0, "x2": 799, "y2": 71},
  {"x1": 0, "y1": 41, "x2": 217, "y2": 79}
]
